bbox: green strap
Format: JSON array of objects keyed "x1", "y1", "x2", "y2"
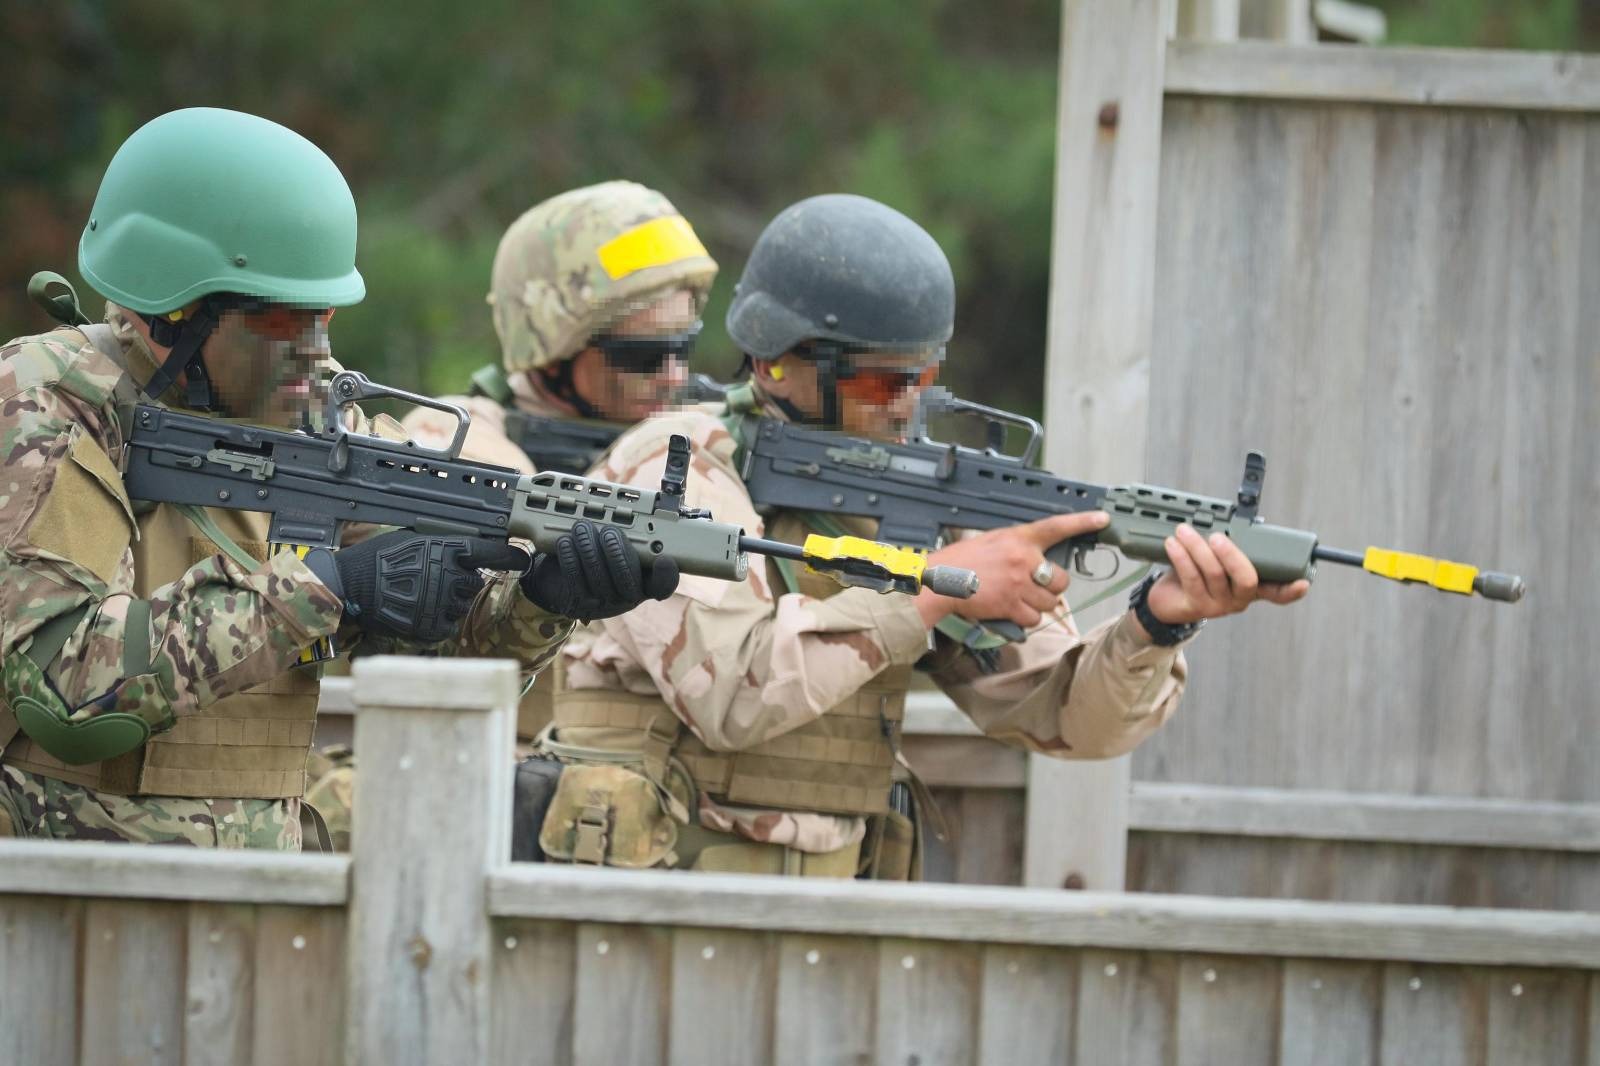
[
  {"x1": 122, "y1": 598, "x2": 153, "y2": 677},
  {"x1": 23, "y1": 608, "x2": 89, "y2": 672},
  {"x1": 468, "y1": 363, "x2": 514, "y2": 404},
  {"x1": 1065, "y1": 562, "x2": 1151, "y2": 617},
  {"x1": 176, "y1": 504, "x2": 262, "y2": 571}
]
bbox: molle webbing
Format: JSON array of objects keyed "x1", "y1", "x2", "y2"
[{"x1": 553, "y1": 677, "x2": 908, "y2": 817}]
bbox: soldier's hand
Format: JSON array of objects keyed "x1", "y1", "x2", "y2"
[
  {"x1": 918, "y1": 512, "x2": 1110, "y2": 630},
  {"x1": 307, "y1": 532, "x2": 527, "y2": 644},
  {"x1": 1144, "y1": 524, "x2": 1310, "y2": 625},
  {"x1": 520, "y1": 519, "x2": 679, "y2": 622}
]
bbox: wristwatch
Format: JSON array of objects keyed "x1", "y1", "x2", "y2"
[{"x1": 1128, "y1": 571, "x2": 1204, "y2": 647}]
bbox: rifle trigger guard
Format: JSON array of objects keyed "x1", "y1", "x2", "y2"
[{"x1": 1070, "y1": 545, "x2": 1119, "y2": 582}]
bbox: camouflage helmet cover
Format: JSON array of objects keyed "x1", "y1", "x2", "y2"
[{"x1": 489, "y1": 180, "x2": 718, "y2": 371}]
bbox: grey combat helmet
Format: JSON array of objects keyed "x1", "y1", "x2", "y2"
[{"x1": 725, "y1": 194, "x2": 954, "y2": 425}]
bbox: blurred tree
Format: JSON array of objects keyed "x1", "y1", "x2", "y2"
[{"x1": 1, "y1": 1, "x2": 1589, "y2": 422}]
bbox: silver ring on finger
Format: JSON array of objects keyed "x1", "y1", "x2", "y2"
[{"x1": 1030, "y1": 560, "x2": 1056, "y2": 588}]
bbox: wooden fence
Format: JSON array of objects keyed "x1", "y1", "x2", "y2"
[
  {"x1": 1030, "y1": 0, "x2": 1600, "y2": 905},
  {"x1": 6, "y1": 657, "x2": 1600, "y2": 1066}
]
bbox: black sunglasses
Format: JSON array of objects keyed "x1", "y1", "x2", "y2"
[{"x1": 590, "y1": 321, "x2": 702, "y2": 374}]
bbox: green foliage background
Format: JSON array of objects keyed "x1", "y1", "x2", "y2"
[{"x1": 1, "y1": 0, "x2": 1590, "y2": 420}]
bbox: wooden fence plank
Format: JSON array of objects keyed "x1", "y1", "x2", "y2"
[
  {"x1": 489, "y1": 865, "x2": 1600, "y2": 968},
  {"x1": 251, "y1": 905, "x2": 345, "y2": 1066},
  {"x1": 1378, "y1": 963, "x2": 1487, "y2": 1066},
  {"x1": 0, "y1": 838, "x2": 347, "y2": 905},
  {"x1": 1485, "y1": 969, "x2": 1587, "y2": 1066},
  {"x1": 572, "y1": 923, "x2": 669, "y2": 1066},
  {"x1": 1166, "y1": 40, "x2": 1600, "y2": 111},
  {"x1": 492, "y1": 920, "x2": 576, "y2": 1066},
  {"x1": 0, "y1": 896, "x2": 81, "y2": 1066},
  {"x1": 183, "y1": 903, "x2": 256, "y2": 1066},
  {"x1": 1175, "y1": 954, "x2": 1282, "y2": 1066},
  {"x1": 81, "y1": 899, "x2": 185, "y2": 1066},
  {"x1": 1074, "y1": 950, "x2": 1177, "y2": 1065},
  {"x1": 977, "y1": 945, "x2": 1077, "y2": 1066},
  {"x1": 1129, "y1": 783, "x2": 1600, "y2": 851},
  {"x1": 1279, "y1": 960, "x2": 1380, "y2": 1066},
  {"x1": 875, "y1": 938, "x2": 982, "y2": 1066},
  {"x1": 668, "y1": 928, "x2": 774, "y2": 1065},
  {"x1": 1127, "y1": 834, "x2": 1600, "y2": 912},
  {"x1": 773, "y1": 934, "x2": 877, "y2": 1066}
]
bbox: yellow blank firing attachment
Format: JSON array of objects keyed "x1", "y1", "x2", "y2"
[
  {"x1": 1363, "y1": 547, "x2": 1525, "y2": 603},
  {"x1": 801, "y1": 534, "x2": 979, "y2": 599}
]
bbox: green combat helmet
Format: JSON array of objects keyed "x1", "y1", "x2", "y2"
[
  {"x1": 486, "y1": 180, "x2": 717, "y2": 376},
  {"x1": 77, "y1": 106, "x2": 365, "y2": 409}
]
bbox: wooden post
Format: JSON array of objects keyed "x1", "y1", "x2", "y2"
[
  {"x1": 1032, "y1": 0, "x2": 1169, "y2": 891},
  {"x1": 1176, "y1": 0, "x2": 1242, "y2": 41},
  {"x1": 1240, "y1": 0, "x2": 1315, "y2": 42},
  {"x1": 344, "y1": 656, "x2": 518, "y2": 1065}
]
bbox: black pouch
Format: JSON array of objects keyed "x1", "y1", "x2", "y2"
[{"x1": 511, "y1": 755, "x2": 565, "y2": 861}]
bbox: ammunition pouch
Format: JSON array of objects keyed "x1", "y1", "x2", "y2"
[{"x1": 537, "y1": 762, "x2": 681, "y2": 868}]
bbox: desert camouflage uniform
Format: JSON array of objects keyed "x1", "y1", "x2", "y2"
[
  {"x1": 553, "y1": 400, "x2": 1191, "y2": 860},
  {"x1": 304, "y1": 183, "x2": 715, "y2": 842},
  {"x1": 0, "y1": 309, "x2": 573, "y2": 848}
]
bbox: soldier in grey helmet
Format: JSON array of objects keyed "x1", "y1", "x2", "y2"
[{"x1": 533, "y1": 192, "x2": 1309, "y2": 878}]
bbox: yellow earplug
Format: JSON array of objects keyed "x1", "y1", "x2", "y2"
[{"x1": 768, "y1": 365, "x2": 785, "y2": 381}]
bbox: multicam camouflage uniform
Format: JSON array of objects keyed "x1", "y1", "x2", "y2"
[
  {"x1": 546, "y1": 399, "x2": 1191, "y2": 874},
  {"x1": 0, "y1": 310, "x2": 573, "y2": 848},
  {"x1": 302, "y1": 181, "x2": 716, "y2": 842}
]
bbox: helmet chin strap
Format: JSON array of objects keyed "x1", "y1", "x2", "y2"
[
  {"x1": 538, "y1": 359, "x2": 602, "y2": 420},
  {"x1": 140, "y1": 296, "x2": 227, "y2": 411},
  {"x1": 764, "y1": 342, "x2": 842, "y2": 429}
]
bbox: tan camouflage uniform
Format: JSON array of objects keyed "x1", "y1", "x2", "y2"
[
  {"x1": 554, "y1": 400, "x2": 1190, "y2": 860},
  {"x1": 0, "y1": 310, "x2": 573, "y2": 848},
  {"x1": 305, "y1": 182, "x2": 716, "y2": 840}
]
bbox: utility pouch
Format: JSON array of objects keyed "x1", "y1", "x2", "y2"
[
  {"x1": 511, "y1": 754, "x2": 564, "y2": 862},
  {"x1": 538, "y1": 763, "x2": 679, "y2": 869}
]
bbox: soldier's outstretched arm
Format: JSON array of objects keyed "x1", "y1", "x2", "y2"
[
  {"x1": 0, "y1": 380, "x2": 344, "y2": 757},
  {"x1": 570, "y1": 415, "x2": 931, "y2": 752},
  {"x1": 923, "y1": 606, "x2": 1187, "y2": 760}
]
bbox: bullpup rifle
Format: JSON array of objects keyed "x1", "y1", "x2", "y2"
[
  {"x1": 733, "y1": 387, "x2": 1524, "y2": 642},
  {"x1": 121, "y1": 372, "x2": 978, "y2": 599}
]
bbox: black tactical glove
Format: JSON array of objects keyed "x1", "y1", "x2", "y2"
[
  {"x1": 305, "y1": 532, "x2": 529, "y2": 644},
  {"x1": 519, "y1": 519, "x2": 680, "y2": 622}
]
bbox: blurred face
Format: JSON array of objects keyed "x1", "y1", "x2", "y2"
[
  {"x1": 202, "y1": 303, "x2": 335, "y2": 426},
  {"x1": 756, "y1": 348, "x2": 941, "y2": 439},
  {"x1": 568, "y1": 289, "x2": 697, "y2": 422}
]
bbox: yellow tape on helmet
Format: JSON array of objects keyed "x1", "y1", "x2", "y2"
[{"x1": 595, "y1": 215, "x2": 709, "y2": 281}]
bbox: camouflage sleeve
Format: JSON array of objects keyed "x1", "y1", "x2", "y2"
[
  {"x1": 564, "y1": 412, "x2": 930, "y2": 751},
  {"x1": 0, "y1": 380, "x2": 343, "y2": 734},
  {"x1": 923, "y1": 606, "x2": 1188, "y2": 759}
]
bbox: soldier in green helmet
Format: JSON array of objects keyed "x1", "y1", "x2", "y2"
[{"x1": 0, "y1": 108, "x2": 673, "y2": 848}]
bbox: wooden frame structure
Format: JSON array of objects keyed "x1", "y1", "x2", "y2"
[{"x1": 1034, "y1": 0, "x2": 1600, "y2": 903}]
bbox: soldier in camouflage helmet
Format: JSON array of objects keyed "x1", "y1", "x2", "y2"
[
  {"x1": 312, "y1": 183, "x2": 717, "y2": 844},
  {"x1": 537, "y1": 194, "x2": 1310, "y2": 877},
  {"x1": 401, "y1": 180, "x2": 717, "y2": 474},
  {"x1": 0, "y1": 109, "x2": 672, "y2": 849},
  {"x1": 374, "y1": 181, "x2": 717, "y2": 777}
]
